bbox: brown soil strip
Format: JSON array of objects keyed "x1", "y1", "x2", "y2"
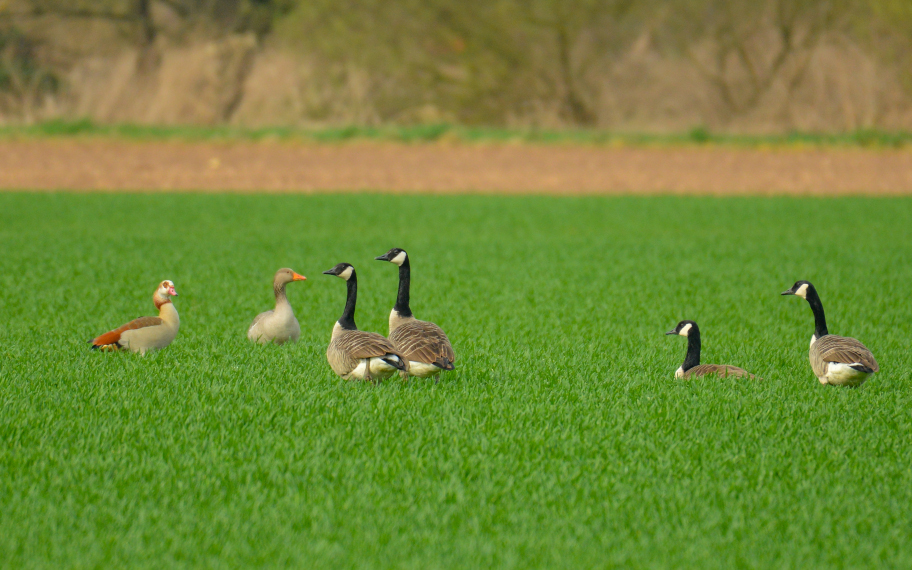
[{"x1": 1, "y1": 139, "x2": 912, "y2": 195}]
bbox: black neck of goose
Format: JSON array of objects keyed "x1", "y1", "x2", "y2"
[
  {"x1": 682, "y1": 328, "x2": 701, "y2": 372},
  {"x1": 806, "y1": 287, "x2": 828, "y2": 338},
  {"x1": 339, "y1": 272, "x2": 358, "y2": 330},
  {"x1": 394, "y1": 258, "x2": 412, "y2": 317}
]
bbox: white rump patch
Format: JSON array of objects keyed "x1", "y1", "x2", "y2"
[
  {"x1": 347, "y1": 356, "x2": 400, "y2": 380},
  {"x1": 678, "y1": 323, "x2": 692, "y2": 337},
  {"x1": 825, "y1": 362, "x2": 873, "y2": 386},
  {"x1": 408, "y1": 361, "x2": 443, "y2": 378}
]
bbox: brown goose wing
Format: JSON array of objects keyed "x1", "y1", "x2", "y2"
[
  {"x1": 339, "y1": 330, "x2": 403, "y2": 359},
  {"x1": 327, "y1": 330, "x2": 408, "y2": 376},
  {"x1": 91, "y1": 316, "x2": 164, "y2": 349},
  {"x1": 683, "y1": 364, "x2": 756, "y2": 379},
  {"x1": 812, "y1": 335, "x2": 879, "y2": 374},
  {"x1": 389, "y1": 320, "x2": 455, "y2": 368}
]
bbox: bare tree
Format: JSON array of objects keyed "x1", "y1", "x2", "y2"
[{"x1": 656, "y1": 0, "x2": 838, "y2": 121}]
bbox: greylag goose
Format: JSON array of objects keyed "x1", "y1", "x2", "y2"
[{"x1": 247, "y1": 268, "x2": 307, "y2": 344}]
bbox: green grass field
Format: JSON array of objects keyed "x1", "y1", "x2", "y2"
[
  {"x1": 4, "y1": 119, "x2": 912, "y2": 148},
  {"x1": 1, "y1": 192, "x2": 911, "y2": 568}
]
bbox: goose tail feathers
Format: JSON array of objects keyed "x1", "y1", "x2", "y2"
[{"x1": 383, "y1": 355, "x2": 408, "y2": 372}]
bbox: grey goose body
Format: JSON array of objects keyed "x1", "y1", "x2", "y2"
[
  {"x1": 782, "y1": 281, "x2": 878, "y2": 386},
  {"x1": 247, "y1": 268, "x2": 307, "y2": 345},
  {"x1": 666, "y1": 320, "x2": 758, "y2": 380},
  {"x1": 376, "y1": 248, "x2": 455, "y2": 379},
  {"x1": 323, "y1": 263, "x2": 408, "y2": 382}
]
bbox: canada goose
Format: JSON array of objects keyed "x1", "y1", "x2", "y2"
[
  {"x1": 782, "y1": 280, "x2": 878, "y2": 386},
  {"x1": 665, "y1": 320, "x2": 757, "y2": 379},
  {"x1": 247, "y1": 268, "x2": 307, "y2": 344},
  {"x1": 375, "y1": 247, "x2": 455, "y2": 379},
  {"x1": 90, "y1": 280, "x2": 179, "y2": 355},
  {"x1": 323, "y1": 263, "x2": 408, "y2": 381}
]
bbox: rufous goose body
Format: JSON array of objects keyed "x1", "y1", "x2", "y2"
[
  {"x1": 666, "y1": 320, "x2": 757, "y2": 379},
  {"x1": 375, "y1": 248, "x2": 455, "y2": 379},
  {"x1": 782, "y1": 280, "x2": 878, "y2": 386},
  {"x1": 247, "y1": 268, "x2": 307, "y2": 344},
  {"x1": 90, "y1": 280, "x2": 179, "y2": 355},
  {"x1": 323, "y1": 263, "x2": 408, "y2": 382}
]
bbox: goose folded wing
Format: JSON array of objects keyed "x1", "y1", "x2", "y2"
[
  {"x1": 93, "y1": 316, "x2": 164, "y2": 346},
  {"x1": 248, "y1": 310, "x2": 271, "y2": 331},
  {"x1": 685, "y1": 364, "x2": 754, "y2": 378},
  {"x1": 816, "y1": 336, "x2": 879, "y2": 372},
  {"x1": 341, "y1": 331, "x2": 402, "y2": 359},
  {"x1": 391, "y1": 321, "x2": 455, "y2": 364}
]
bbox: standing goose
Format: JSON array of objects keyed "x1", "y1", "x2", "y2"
[
  {"x1": 90, "y1": 280, "x2": 180, "y2": 355},
  {"x1": 323, "y1": 263, "x2": 408, "y2": 382},
  {"x1": 375, "y1": 247, "x2": 455, "y2": 379},
  {"x1": 247, "y1": 268, "x2": 307, "y2": 344},
  {"x1": 665, "y1": 320, "x2": 757, "y2": 379},
  {"x1": 782, "y1": 280, "x2": 878, "y2": 386}
]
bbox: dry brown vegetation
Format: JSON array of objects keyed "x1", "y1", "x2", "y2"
[{"x1": 2, "y1": 0, "x2": 912, "y2": 132}]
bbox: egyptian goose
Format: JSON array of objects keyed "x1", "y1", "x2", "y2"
[
  {"x1": 666, "y1": 320, "x2": 758, "y2": 379},
  {"x1": 323, "y1": 263, "x2": 408, "y2": 382},
  {"x1": 90, "y1": 280, "x2": 179, "y2": 354},
  {"x1": 247, "y1": 268, "x2": 307, "y2": 344},
  {"x1": 375, "y1": 248, "x2": 455, "y2": 379},
  {"x1": 782, "y1": 280, "x2": 878, "y2": 386}
]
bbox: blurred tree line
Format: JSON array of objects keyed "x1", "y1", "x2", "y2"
[{"x1": 2, "y1": 0, "x2": 912, "y2": 129}]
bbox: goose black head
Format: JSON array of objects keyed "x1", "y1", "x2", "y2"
[
  {"x1": 782, "y1": 280, "x2": 814, "y2": 299},
  {"x1": 666, "y1": 320, "x2": 698, "y2": 337},
  {"x1": 375, "y1": 247, "x2": 409, "y2": 266},
  {"x1": 323, "y1": 263, "x2": 355, "y2": 281}
]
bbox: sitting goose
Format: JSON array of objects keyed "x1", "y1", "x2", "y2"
[
  {"x1": 247, "y1": 268, "x2": 307, "y2": 344},
  {"x1": 782, "y1": 280, "x2": 878, "y2": 386},
  {"x1": 665, "y1": 320, "x2": 757, "y2": 379},
  {"x1": 375, "y1": 247, "x2": 455, "y2": 379},
  {"x1": 90, "y1": 280, "x2": 180, "y2": 355},
  {"x1": 323, "y1": 263, "x2": 408, "y2": 382}
]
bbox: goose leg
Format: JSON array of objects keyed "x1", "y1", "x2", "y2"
[{"x1": 364, "y1": 358, "x2": 373, "y2": 383}]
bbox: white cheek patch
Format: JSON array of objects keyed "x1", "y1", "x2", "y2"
[
  {"x1": 795, "y1": 283, "x2": 809, "y2": 299},
  {"x1": 678, "y1": 323, "x2": 692, "y2": 337},
  {"x1": 339, "y1": 266, "x2": 354, "y2": 280},
  {"x1": 391, "y1": 251, "x2": 407, "y2": 266}
]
